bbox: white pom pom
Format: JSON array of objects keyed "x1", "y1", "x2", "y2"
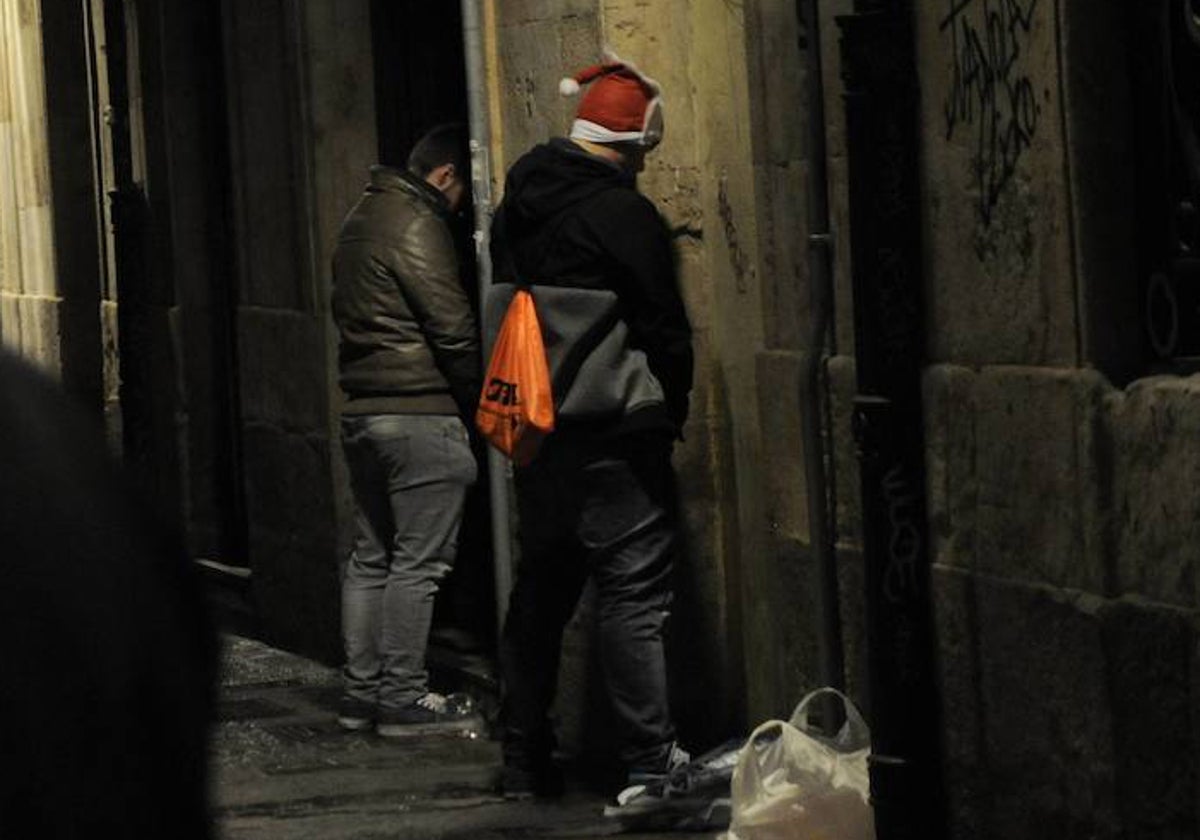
[{"x1": 559, "y1": 77, "x2": 581, "y2": 96}]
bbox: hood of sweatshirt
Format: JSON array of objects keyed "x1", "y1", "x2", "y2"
[{"x1": 498, "y1": 139, "x2": 634, "y2": 253}]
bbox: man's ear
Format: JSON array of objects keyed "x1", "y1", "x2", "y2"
[
  {"x1": 424, "y1": 163, "x2": 451, "y2": 190},
  {"x1": 435, "y1": 163, "x2": 456, "y2": 188}
]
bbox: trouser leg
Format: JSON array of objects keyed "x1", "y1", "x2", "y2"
[
  {"x1": 500, "y1": 470, "x2": 587, "y2": 766},
  {"x1": 379, "y1": 416, "x2": 476, "y2": 707},
  {"x1": 341, "y1": 508, "x2": 390, "y2": 702},
  {"x1": 579, "y1": 444, "x2": 678, "y2": 771},
  {"x1": 341, "y1": 419, "x2": 392, "y2": 703}
]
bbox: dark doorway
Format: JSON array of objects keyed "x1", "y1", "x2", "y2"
[
  {"x1": 86, "y1": 0, "x2": 247, "y2": 568},
  {"x1": 166, "y1": 1, "x2": 248, "y2": 569},
  {"x1": 1131, "y1": 0, "x2": 1200, "y2": 368},
  {"x1": 369, "y1": 0, "x2": 497, "y2": 663},
  {"x1": 370, "y1": 1, "x2": 470, "y2": 168}
]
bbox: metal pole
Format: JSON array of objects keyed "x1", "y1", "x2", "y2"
[
  {"x1": 796, "y1": 0, "x2": 845, "y2": 703},
  {"x1": 837, "y1": 2, "x2": 947, "y2": 838},
  {"x1": 460, "y1": 0, "x2": 514, "y2": 640}
]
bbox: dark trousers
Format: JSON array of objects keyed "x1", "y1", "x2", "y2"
[{"x1": 499, "y1": 434, "x2": 678, "y2": 773}]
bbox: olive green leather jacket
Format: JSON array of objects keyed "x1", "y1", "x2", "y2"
[{"x1": 331, "y1": 166, "x2": 480, "y2": 417}]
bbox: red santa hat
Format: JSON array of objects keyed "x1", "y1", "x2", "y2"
[{"x1": 559, "y1": 54, "x2": 663, "y2": 148}]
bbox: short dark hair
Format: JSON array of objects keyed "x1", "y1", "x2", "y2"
[{"x1": 406, "y1": 123, "x2": 470, "y2": 178}]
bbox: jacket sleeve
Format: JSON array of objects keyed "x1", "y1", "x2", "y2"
[
  {"x1": 590, "y1": 192, "x2": 694, "y2": 433},
  {"x1": 389, "y1": 211, "x2": 482, "y2": 417}
]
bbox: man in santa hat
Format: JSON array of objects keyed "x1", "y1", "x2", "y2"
[{"x1": 488, "y1": 58, "x2": 694, "y2": 802}]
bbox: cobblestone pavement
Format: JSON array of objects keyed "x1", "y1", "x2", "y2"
[{"x1": 211, "y1": 635, "x2": 721, "y2": 840}]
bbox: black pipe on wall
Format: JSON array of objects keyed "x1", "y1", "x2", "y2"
[
  {"x1": 795, "y1": 0, "x2": 844, "y2": 703},
  {"x1": 837, "y1": 3, "x2": 948, "y2": 838}
]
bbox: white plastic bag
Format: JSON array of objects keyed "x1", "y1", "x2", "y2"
[{"x1": 723, "y1": 687, "x2": 875, "y2": 840}]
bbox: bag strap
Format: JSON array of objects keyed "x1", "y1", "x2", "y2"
[{"x1": 789, "y1": 687, "x2": 871, "y2": 752}]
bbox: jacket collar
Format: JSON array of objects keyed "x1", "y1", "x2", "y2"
[{"x1": 368, "y1": 165, "x2": 450, "y2": 215}]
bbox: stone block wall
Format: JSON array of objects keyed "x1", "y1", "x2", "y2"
[
  {"x1": 1111, "y1": 378, "x2": 1200, "y2": 606},
  {"x1": 0, "y1": 0, "x2": 60, "y2": 370},
  {"x1": 912, "y1": 1, "x2": 1198, "y2": 837},
  {"x1": 925, "y1": 365, "x2": 1200, "y2": 839},
  {"x1": 743, "y1": 0, "x2": 821, "y2": 726},
  {"x1": 735, "y1": 0, "x2": 865, "y2": 726},
  {"x1": 220, "y1": 0, "x2": 377, "y2": 661},
  {"x1": 916, "y1": 0, "x2": 1078, "y2": 368}
]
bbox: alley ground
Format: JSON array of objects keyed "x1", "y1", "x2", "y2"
[{"x1": 212, "y1": 635, "x2": 721, "y2": 840}]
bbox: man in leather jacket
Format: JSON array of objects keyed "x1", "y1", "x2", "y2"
[
  {"x1": 489, "y1": 61, "x2": 694, "y2": 800},
  {"x1": 330, "y1": 124, "x2": 480, "y2": 736}
]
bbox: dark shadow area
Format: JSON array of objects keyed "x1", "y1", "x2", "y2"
[{"x1": 1128, "y1": 0, "x2": 1200, "y2": 372}]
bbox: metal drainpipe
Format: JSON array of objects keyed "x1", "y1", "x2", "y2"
[
  {"x1": 795, "y1": 0, "x2": 845, "y2": 701},
  {"x1": 460, "y1": 0, "x2": 514, "y2": 641},
  {"x1": 837, "y1": 2, "x2": 947, "y2": 838}
]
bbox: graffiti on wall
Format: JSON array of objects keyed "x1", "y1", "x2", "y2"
[
  {"x1": 881, "y1": 463, "x2": 921, "y2": 604},
  {"x1": 940, "y1": 0, "x2": 1041, "y2": 227}
]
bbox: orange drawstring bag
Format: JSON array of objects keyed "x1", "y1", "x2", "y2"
[{"x1": 475, "y1": 289, "x2": 555, "y2": 465}]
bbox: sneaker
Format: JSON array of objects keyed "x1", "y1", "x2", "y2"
[
  {"x1": 604, "y1": 743, "x2": 693, "y2": 823},
  {"x1": 336, "y1": 695, "x2": 375, "y2": 731},
  {"x1": 604, "y1": 739, "x2": 742, "y2": 831},
  {"x1": 624, "y1": 742, "x2": 691, "y2": 791},
  {"x1": 375, "y1": 692, "x2": 479, "y2": 738}
]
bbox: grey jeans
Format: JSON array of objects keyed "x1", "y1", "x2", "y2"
[{"x1": 340, "y1": 414, "x2": 477, "y2": 708}]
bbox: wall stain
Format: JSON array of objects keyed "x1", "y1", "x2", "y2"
[
  {"x1": 717, "y1": 174, "x2": 752, "y2": 294},
  {"x1": 520, "y1": 74, "x2": 535, "y2": 119}
]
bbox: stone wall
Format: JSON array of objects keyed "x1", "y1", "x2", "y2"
[
  {"x1": 1, "y1": 0, "x2": 107, "y2": 403},
  {"x1": 743, "y1": 0, "x2": 864, "y2": 723},
  {"x1": 0, "y1": 0, "x2": 60, "y2": 370},
  {"x1": 926, "y1": 365, "x2": 1200, "y2": 839},
  {"x1": 917, "y1": 0, "x2": 1078, "y2": 367},
  {"x1": 915, "y1": 0, "x2": 1200, "y2": 836},
  {"x1": 221, "y1": 0, "x2": 377, "y2": 660}
]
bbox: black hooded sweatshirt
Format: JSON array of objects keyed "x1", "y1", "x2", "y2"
[{"x1": 490, "y1": 139, "x2": 693, "y2": 440}]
